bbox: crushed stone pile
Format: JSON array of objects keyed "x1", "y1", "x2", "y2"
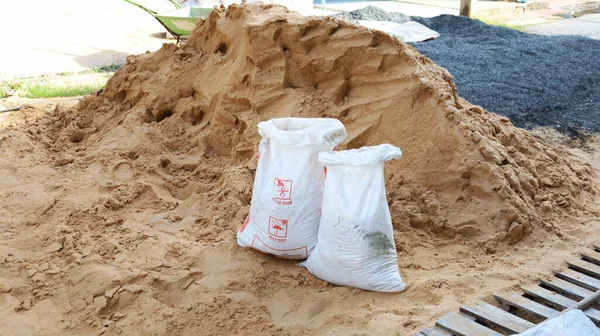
[
  {"x1": 410, "y1": 15, "x2": 600, "y2": 135},
  {"x1": 331, "y1": 6, "x2": 411, "y2": 24},
  {"x1": 0, "y1": 4, "x2": 598, "y2": 335}
]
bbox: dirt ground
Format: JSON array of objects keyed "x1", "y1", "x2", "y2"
[
  {"x1": 1, "y1": 4, "x2": 600, "y2": 335},
  {"x1": 1, "y1": 99, "x2": 599, "y2": 335},
  {"x1": 0, "y1": 5, "x2": 600, "y2": 336}
]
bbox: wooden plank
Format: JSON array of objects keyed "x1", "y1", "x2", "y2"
[
  {"x1": 522, "y1": 284, "x2": 575, "y2": 308},
  {"x1": 460, "y1": 300, "x2": 534, "y2": 334},
  {"x1": 419, "y1": 327, "x2": 453, "y2": 336},
  {"x1": 522, "y1": 284, "x2": 600, "y2": 323},
  {"x1": 436, "y1": 312, "x2": 502, "y2": 336},
  {"x1": 557, "y1": 269, "x2": 600, "y2": 291},
  {"x1": 582, "y1": 250, "x2": 600, "y2": 266},
  {"x1": 541, "y1": 277, "x2": 594, "y2": 300},
  {"x1": 494, "y1": 293, "x2": 559, "y2": 320},
  {"x1": 459, "y1": 0, "x2": 473, "y2": 17},
  {"x1": 567, "y1": 259, "x2": 600, "y2": 279}
]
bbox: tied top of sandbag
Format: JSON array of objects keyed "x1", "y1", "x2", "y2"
[
  {"x1": 318, "y1": 144, "x2": 402, "y2": 166},
  {"x1": 258, "y1": 118, "x2": 346, "y2": 147}
]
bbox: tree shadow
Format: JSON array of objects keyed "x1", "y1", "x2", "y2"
[{"x1": 72, "y1": 50, "x2": 132, "y2": 69}]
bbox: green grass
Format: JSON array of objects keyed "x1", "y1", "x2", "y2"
[
  {"x1": 24, "y1": 82, "x2": 103, "y2": 98},
  {"x1": 57, "y1": 64, "x2": 122, "y2": 77},
  {"x1": 0, "y1": 80, "x2": 104, "y2": 99},
  {"x1": 0, "y1": 65, "x2": 119, "y2": 98},
  {"x1": 475, "y1": 15, "x2": 526, "y2": 31},
  {"x1": 0, "y1": 79, "x2": 23, "y2": 99},
  {"x1": 91, "y1": 64, "x2": 122, "y2": 73}
]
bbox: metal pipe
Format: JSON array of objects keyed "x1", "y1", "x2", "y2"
[
  {"x1": 0, "y1": 106, "x2": 23, "y2": 114},
  {"x1": 562, "y1": 288, "x2": 600, "y2": 315}
]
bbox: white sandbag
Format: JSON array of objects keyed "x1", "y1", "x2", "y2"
[
  {"x1": 515, "y1": 310, "x2": 600, "y2": 336},
  {"x1": 301, "y1": 144, "x2": 405, "y2": 292},
  {"x1": 237, "y1": 118, "x2": 346, "y2": 259},
  {"x1": 357, "y1": 20, "x2": 440, "y2": 43}
]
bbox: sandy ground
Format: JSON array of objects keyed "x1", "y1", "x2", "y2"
[
  {"x1": 1, "y1": 99, "x2": 599, "y2": 335},
  {"x1": 1, "y1": 5, "x2": 600, "y2": 335}
]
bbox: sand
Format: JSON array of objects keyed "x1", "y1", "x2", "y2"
[{"x1": 1, "y1": 4, "x2": 600, "y2": 335}]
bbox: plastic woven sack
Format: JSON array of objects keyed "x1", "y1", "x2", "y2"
[
  {"x1": 515, "y1": 310, "x2": 600, "y2": 336},
  {"x1": 301, "y1": 144, "x2": 406, "y2": 292},
  {"x1": 237, "y1": 118, "x2": 346, "y2": 259}
]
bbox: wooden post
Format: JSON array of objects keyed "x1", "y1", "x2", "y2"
[{"x1": 460, "y1": 0, "x2": 473, "y2": 17}]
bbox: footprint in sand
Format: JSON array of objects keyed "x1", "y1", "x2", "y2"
[
  {"x1": 111, "y1": 161, "x2": 134, "y2": 180},
  {"x1": 266, "y1": 290, "x2": 335, "y2": 326}
]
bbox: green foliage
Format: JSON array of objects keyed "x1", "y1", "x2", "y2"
[
  {"x1": 57, "y1": 64, "x2": 122, "y2": 76},
  {"x1": 90, "y1": 64, "x2": 122, "y2": 73},
  {"x1": 24, "y1": 83, "x2": 103, "y2": 98},
  {"x1": 475, "y1": 14, "x2": 526, "y2": 31},
  {"x1": 0, "y1": 79, "x2": 23, "y2": 98}
]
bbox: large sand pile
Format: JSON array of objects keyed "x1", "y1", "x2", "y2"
[
  {"x1": 1, "y1": 4, "x2": 599, "y2": 335},
  {"x1": 89, "y1": 4, "x2": 594, "y2": 244}
]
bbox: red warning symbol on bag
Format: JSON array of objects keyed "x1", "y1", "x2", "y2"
[
  {"x1": 268, "y1": 216, "x2": 288, "y2": 238},
  {"x1": 274, "y1": 178, "x2": 293, "y2": 201}
]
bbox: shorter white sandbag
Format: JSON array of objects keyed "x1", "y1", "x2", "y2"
[
  {"x1": 237, "y1": 118, "x2": 346, "y2": 259},
  {"x1": 301, "y1": 144, "x2": 405, "y2": 292}
]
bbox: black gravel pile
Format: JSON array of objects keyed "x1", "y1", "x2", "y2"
[
  {"x1": 409, "y1": 15, "x2": 600, "y2": 135},
  {"x1": 331, "y1": 6, "x2": 411, "y2": 24}
]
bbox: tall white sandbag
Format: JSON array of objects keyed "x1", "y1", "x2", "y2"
[
  {"x1": 237, "y1": 118, "x2": 346, "y2": 259},
  {"x1": 301, "y1": 144, "x2": 405, "y2": 292}
]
